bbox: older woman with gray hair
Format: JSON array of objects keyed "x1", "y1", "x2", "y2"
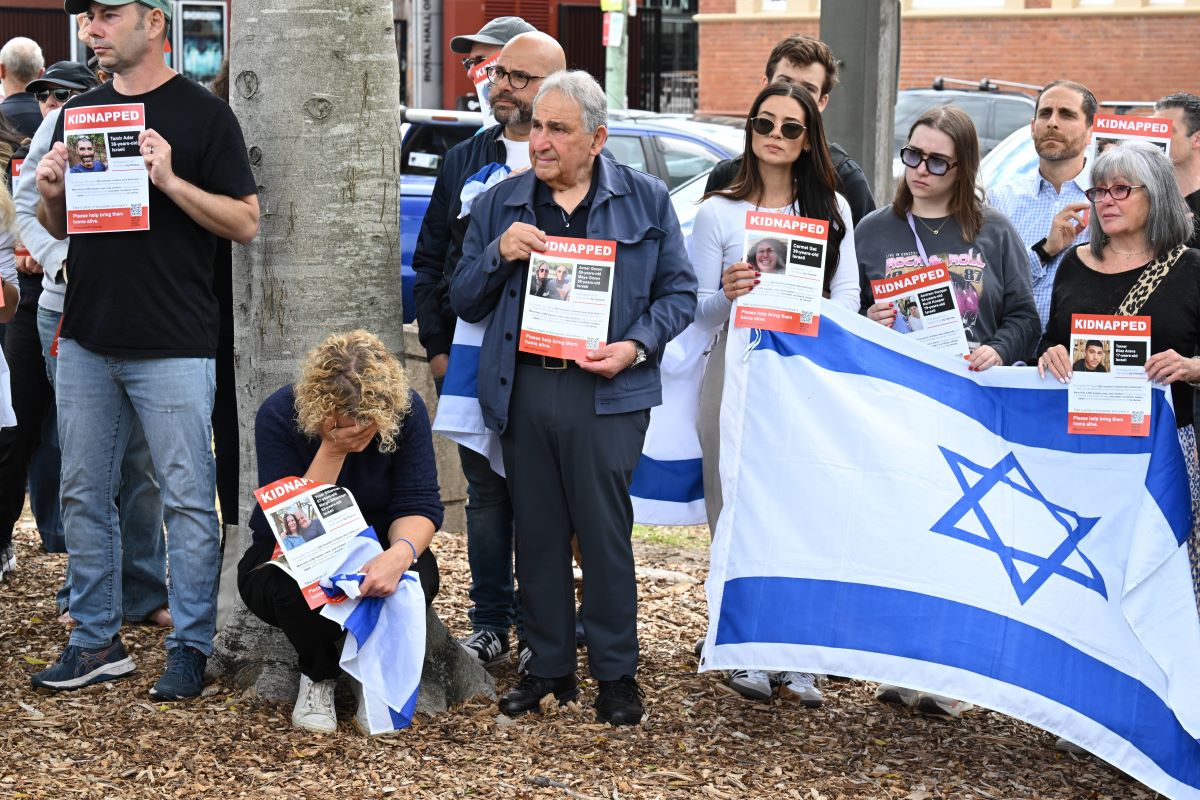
[{"x1": 1038, "y1": 141, "x2": 1200, "y2": 605}]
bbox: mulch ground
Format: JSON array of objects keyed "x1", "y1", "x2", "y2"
[{"x1": 0, "y1": 512, "x2": 1157, "y2": 800}]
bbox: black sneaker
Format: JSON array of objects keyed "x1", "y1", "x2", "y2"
[
  {"x1": 458, "y1": 630, "x2": 510, "y2": 669},
  {"x1": 498, "y1": 673, "x2": 578, "y2": 716},
  {"x1": 595, "y1": 675, "x2": 644, "y2": 726},
  {"x1": 31, "y1": 639, "x2": 135, "y2": 691},
  {"x1": 149, "y1": 646, "x2": 207, "y2": 701}
]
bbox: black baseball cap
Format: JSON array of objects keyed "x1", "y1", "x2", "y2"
[
  {"x1": 26, "y1": 60, "x2": 99, "y2": 93},
  {"x1": 449, "y1": 16, "x2": 536, "y2": 54}
]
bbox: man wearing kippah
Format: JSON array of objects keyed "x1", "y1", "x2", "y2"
[{"x1": 31, "y1": 0, "x2": 258, "y2": 701}]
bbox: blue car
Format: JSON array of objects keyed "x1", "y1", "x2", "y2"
[{"x1": 399, "y1": 109, "x2": 743, "y2": 322}]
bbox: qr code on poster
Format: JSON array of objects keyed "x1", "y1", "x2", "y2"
[
  {"x1": 800, "y1": 311, "x2": 813, "y2": 324},
  {"x1": 130, "y1": 203, "x2": 143, "y2": 217},
  {"x1": 586, "y1": 337, "x2": 599, "y2": 350},
  {"x1": 1132, "y1": 411, "x2": 1145, "y2": 425}
]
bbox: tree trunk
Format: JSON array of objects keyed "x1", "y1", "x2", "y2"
[{"x1": 211, "y1": 0, "x2": 494, "y2": 712}]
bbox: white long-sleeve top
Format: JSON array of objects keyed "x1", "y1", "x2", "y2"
[
  {"x1": 688, "y1": 193, "x2": 860, "y2": 335},
  {"x1": 14, "y1": 108, "x2": 68, "y2": 313}
]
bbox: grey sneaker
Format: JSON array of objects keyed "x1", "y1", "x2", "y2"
[
  {"x1": 516, "y1": 640, "x2": 533, "y2": 676},
  {"x1": 459, "y1": 629, "x2": 509, "y2": 668},
  {"x1": 149, "y1": 646, "x2": 206, "y2": 701},
  {"x1": 875, "y1": 683, "x2": 919, "y2": 707},
  {"x1": 778, "y1": 671, "x2": 823, "y2": 708},
  {"x1": 31, "y1": 639, "x2": 135, "y2": 690},
  {"x1": 728, "y1": 669, "x2": 773, "y2": 701}
]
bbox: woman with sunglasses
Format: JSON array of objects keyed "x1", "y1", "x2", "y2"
[
  {"x1": 856, "y1": 106, "x2": 1037, "y2": 719},
  {"x1": 690, "y1": 81, "x2": 860, "y2": 708},
  {"x1": 857, "y1": 105, "x2": 1039, "y2": 372}
]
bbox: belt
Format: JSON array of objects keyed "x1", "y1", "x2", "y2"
[{"x1": 516, "y1": 352, "x2": 576, "y2": 370}]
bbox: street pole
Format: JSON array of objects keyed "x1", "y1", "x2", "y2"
[
  {"x1": 603, "y1": 1, "x2": 628, "y2": 110},
  {"x1": 819, "y1": 0, "x2": 900, "y2": 204}
]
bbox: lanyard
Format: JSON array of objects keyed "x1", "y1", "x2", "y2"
[{"x1": 905, "y1": 210, "x2": 932, "y2": 266}]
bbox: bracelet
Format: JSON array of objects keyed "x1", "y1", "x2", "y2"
[{"x1": 396, "y1": 537, "x2": 419, "y2": 565}]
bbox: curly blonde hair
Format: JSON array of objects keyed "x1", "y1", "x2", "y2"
[{"x1": 294, "y1": 330, "x2": 412, "y2": 453}]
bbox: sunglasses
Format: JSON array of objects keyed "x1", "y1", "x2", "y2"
[
  {"x1": 1084, "y1": 184, "x2": 1145, "y2": 202},
  {"x1": 461, "y1": 55, "x2": 488, "y2": 71},
  {"x1": 899, "y1": 146, "x2": 957, "y2": 176},
  {"x1": 485, "y1": 65, "x2": 544, "y2": 90},
  {"x1": 749, "y1": 116, "x2": 806, "y2": 140},
  {"x1": 35, "y1": 88, "x2": 79, "y2": 103}
]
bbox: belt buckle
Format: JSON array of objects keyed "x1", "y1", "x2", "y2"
[{"x1": 541, "y1": 355, "x2": 568, "y2": 370}]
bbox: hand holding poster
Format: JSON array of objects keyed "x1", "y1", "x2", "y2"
[
  {"x1": 519, "y1": 236, "x2": 616, "y2": 359},
  {"x1": 734, "y1": 210, "x2": 827, "y2": 335},
  {"x1": 1086, "y1": 114, "x2": 1172, "y2": 168},
  {"x1": 254, "y1": 476, "x2": 372, "y2": 609},
  {"x1": 1067, "y1": 314, "x2": 1152, "y2": 436},
  {"x1": 63, "y1": 103, "x2": 150, "y2": 234},
  {"x1": 870, "y1": 263, "x2": 970, "y2": 357}
]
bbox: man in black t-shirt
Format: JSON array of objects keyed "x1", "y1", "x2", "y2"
[
  {"x1": 30, "y1": 0, "x2": 258, "y2": 702},
  {"x1": 1154, "y1": 92, "x2": 1200, "y2": 249},
  {"x1": 1073, "y1": 340, "x2": 1107, "y2": 373}
]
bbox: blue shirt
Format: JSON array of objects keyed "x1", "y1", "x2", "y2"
[
  {"x1": 69, "y1": 161, "x2": 107, "y2": 173},
  {"x1": 988, "y1": 167, "x2": 1091, "y2": 332}
]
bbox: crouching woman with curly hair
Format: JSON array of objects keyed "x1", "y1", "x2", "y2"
[{"x1": 237, "y1": 330, "x2": 443, "y2": 734}]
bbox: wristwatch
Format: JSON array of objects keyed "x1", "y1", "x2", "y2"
[
  {"x1": 1031, "y1": 237, "x2": 1053, "y2": 265},
  {"x1": 629, "y1": 340, "x2": 648, "y2": 369}
]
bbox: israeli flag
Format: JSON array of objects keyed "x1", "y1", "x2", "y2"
[
  {"x1": 433, "y1": 318, "x2": 707, "y2": 525},
  {"x1": 320, "y1": 529, "x2": 425, "y2": 733},
  {"x1": 704, "y1": 303, "x2": 1200, "y2": 800}
]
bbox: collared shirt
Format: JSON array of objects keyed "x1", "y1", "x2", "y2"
[
  {"x1": 988, "y1": 166, "x2": 1091, "y2": 332},
  {"x1": 533, "y1": 167, "x2": 600, "y2": 237}
]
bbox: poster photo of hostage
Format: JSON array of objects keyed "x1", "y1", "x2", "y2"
[
  {"x1": 66, "y1": 134, "x2": 108, "y2": 173},
  {"x1": 748, "y1": 237, "x2": 786, "y2": 274}
]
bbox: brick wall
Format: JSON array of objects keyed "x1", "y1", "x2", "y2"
[{"x1": 698, "y1": 10, "x2": 1200, "y2": 115}]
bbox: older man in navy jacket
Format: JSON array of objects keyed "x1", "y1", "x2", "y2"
[{"x1": 451, "y1": 70, "x2": 696, "y2": 726}]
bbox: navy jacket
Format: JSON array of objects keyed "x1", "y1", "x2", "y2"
[
  {"x1": 450, "y1": 156, "x2": 698, "y2": 434},
  {"x1": 411, "y1": 125, "x2": 509, "y2": 361}
]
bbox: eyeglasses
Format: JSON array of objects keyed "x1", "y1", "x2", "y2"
[
  {"x1": 899, "y1": 146, "x2": 957, "y2": 176},
  {"x1": 35, "y1": 88, "x2": 79, "y2": 103},
  {"x1": 1084, "y1": 184, "x2": 1146, "y2": 202},
  {"x1": 461, "y1": 55, "x2": 488, "y2": 72},
  {"x1": 749, "y1": 116, "x2": 806, "y2": 140},
  {"x1": 486, "y1": 65, "x2": 544, "y2": 90}
]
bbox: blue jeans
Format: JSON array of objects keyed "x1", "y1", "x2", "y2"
[
  {"x1": 55, "y1": 338, "x2": 217, "y2": 653},
  {"x1": 38, "y1": 309, "x2": 168, "y2": 620},
  {"x1": 432, "y1": 374, "x2": 520, "y2": 636}
]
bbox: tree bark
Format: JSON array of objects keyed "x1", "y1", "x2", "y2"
[{"x1": 211, "y1": 0, "x2": 494, "y2": 712}]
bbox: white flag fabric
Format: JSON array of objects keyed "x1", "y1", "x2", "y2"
[
  {"x1": 320, "y1": 529, "x2": 425, "y2": 733},
  {"x1": 704, "y1": 303, "x2": 1200, "y2": 800},
  {"x1": 433, "y1": 316, "x2": 707, "y2": 525}
]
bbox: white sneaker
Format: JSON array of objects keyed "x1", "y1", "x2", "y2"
[
  {"x1": 915, "y1": 692, "x2": 973, "y2": 718},
  {"x1": 352, "y1": 678, "x2": 398, "y2": 737},
  {"x1": 875, "y1": 683, "x2": 919, "y2": 707},
  {"x1": 292, "y1": 674, "x2": 337, "y2": 733},
  {"x1": 728, "y1": 669, "x2": 773, "y2": 701},
  {"x1": 778, "y1": 672, "x2": 823, "y2": 708},
  {"x1": 1054, "y1": 737, "x2": 1088, "y2": 755}
]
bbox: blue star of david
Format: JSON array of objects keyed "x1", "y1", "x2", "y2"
[{"x1": 930, "y1": 447, "x2": 1106, "y2": 604}]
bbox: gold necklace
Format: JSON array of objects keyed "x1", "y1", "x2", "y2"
[{"x1": 915, "y1": 214, "x2": 950, "y2": 236}]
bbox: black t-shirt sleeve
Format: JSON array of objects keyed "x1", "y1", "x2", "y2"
[{"x1": 197, "y1": 101, "x2": 256, "y2": 199}]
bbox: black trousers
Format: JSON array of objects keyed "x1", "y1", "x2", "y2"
[
  {"x1": 237, "y1": 539, "x2": 441, "y2": 680},
  {"x1": 500, "y1": 364, "x2": 649, "y2": 681},
  {"x1": 0, "y1": 301, "x2": 56, "y2": 551}
]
